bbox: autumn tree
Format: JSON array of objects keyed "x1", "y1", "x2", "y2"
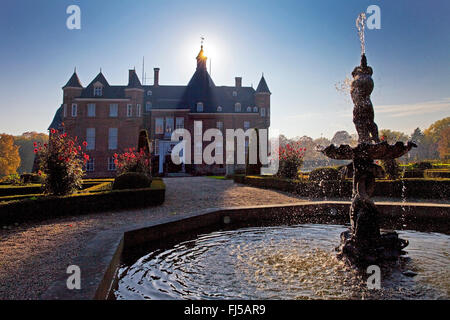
[
  {"x1": 424, "y1": 117, "x2": 450, "y2": 160},
  {"x1": 437, "y1": 127, "x2": 450, "y2": 159},
  {"x1": 379, "y1": 129, "x2": 409, "y2": 144},
  {"x1": 14, "y1": 132, "x2": 49, "y2": 174},
  {"x1": 0, "y1": 134, "x2": 21, "y2": 177}
]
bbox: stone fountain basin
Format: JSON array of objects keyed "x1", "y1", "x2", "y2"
[
  {"x1": 41, "y1": 201, "x2": 450, "y2": 300},
  {"x1": 101, "y1": 202, "x2": 449, "y2": 300}
]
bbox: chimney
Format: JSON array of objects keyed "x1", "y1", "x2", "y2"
[
  {"x1": 235, "y1": 77, "x2": 242, "y2": 88},
  {"x1": 154, "y1": 68, "x2": 160, "y2": 86}
]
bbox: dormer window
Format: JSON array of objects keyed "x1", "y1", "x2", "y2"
[
  {"x1": 232, "y1": 91, "x2": 237, "y2": 97},
  {"x1": 246, "y1": 106, "x2": 251, "y2": 112},
  {"x1": 217, "y1": 106, "x2": 222, "y2": 112},
  {"x1": 147, "y1": 90, "x2": 152, "y2": 96},
  {"x1": 235, "y1": 102, "x2": 241, "y2": 112},
  {"x1": 197, "y1": 102, "x2": 204, "y2": 112},
  {"x1": 253, "y1": 106, "x2": 258, "y2": 113},
  {"x1": 93, "y1": 86, "x2": 102, "y2": 97}
]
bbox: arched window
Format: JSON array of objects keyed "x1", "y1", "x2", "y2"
[
  {"x1": 147, "y1": 90, "x2": 152, "y2": 96},
  {"x1": 253, "y1": 106, "x2": 258, "y2": 113},
  {"x1": 217, "y1": 106, "x2": 222, "y2": 112},
  {"x1": 197, "y1": 102, "x2": 204, "y2": 112},
  {"x1": 235, "y1": 102, "x2": 241, "y2": 112}
]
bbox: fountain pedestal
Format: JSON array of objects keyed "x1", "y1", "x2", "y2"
[{"x1": 320, "y1": 54, "x2": 416, "y2": 266}]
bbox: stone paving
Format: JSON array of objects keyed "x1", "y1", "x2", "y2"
[{"x1": 0, "y1": 177, "x2": 307, "y2": 299}]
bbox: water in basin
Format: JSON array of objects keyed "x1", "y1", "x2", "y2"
[{"x1": 114, "y1": 224, "x2": 449, "y2": 300}]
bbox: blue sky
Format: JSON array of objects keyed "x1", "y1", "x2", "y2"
[{"x1": 0, "y1": 0, "x2": 448, "y2": 139}]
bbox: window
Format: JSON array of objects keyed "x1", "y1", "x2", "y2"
[
  {"x1": 253, "y1": 106, "x2": 258, "y2": 113},
  {"x1": 86, "y1": 128, "x2": 95, "y2": 150},
  {"x1": 93, "y1": 86, "x2": 102, "y2": 97},
  {"x1": 86, "y1": 158, "x2": 95, "y2": 172},
  {"x1": 244, "y1": 121, "x2": 250, "y2": 130},
  {"x1": 87, "y1": 104, "x2": 96, "y2": 117},
  {"x1": 154, "y1": 139, "x2": 159, "y2": 154},
  {"x1": 217, "y1": 106, "x2": 222, "y2": 112},
  {"x1": 165, "y1": 117, "x2": 174, "y2": 134},
  {"x1": 108, "y1": 157, "x2": 116, "y2": 171},
  {"x1": 261, "y1": 107, "x2": 266, "y2": 117},
  {"x1": 246, "y1": 106, "x2": 251, "y2": 112},
  {"x1": 137, "y1": 104, "x2": 141, "y2": 117},
  {"x1": 217, "y1": 121, "x2": 223, "y2": 132},
  {"x1": 235, "y1": 103, "x2": 241, "y2": 112},
  {"x1": 127, "y1": 104, "x2": 133, "y2": 117},
  {"x1": 147, "y1": 90, "x2": 152, "y2": 96},
  {"x1": 155, "y1": 118, "x2": 164, "y2": 134},
  {"x1": 176, "y1": 117, "x2": 184, "y2": 129},
  {"x1": 109, "y1": 104, "x2": 118, "y2": 117},
  {"x1": 63, "y1": 104, "x2": 67, "y2": 117},
  {"x1": 146, "y1": 102, "x2": 152, "y2": 112},
  {"x1": 233, "y1": 91, "x2": 237, "y2": 97},
  {"x1": 196, "y1": 102, "x2": 204, "y2": 112},
  {"x1": 71, "y1": 104, "x2": 77, "y2": 117},
  {"x1": 108, "y1": 128, "x2": 118, "y2": 150}
]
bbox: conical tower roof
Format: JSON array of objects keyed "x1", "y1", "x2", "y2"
[
  {"x1": 256, "y1": 74, "x2": 271, "y2": 94},
  {"x1": 63, "y1": 71, "x2": 83, "y2": 88}
]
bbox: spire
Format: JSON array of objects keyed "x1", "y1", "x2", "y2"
[
  {"x1": 256, "y1": 74, "x2": 271, "y2": 94},
  {"x1": 127, "y1": 69, "x2": 143, "y2": 88},
  {"x1": 196, "y1": 42, "x2": 207, "y2": 71},
  {"x1": 63, "y1": 71, "x2": 83, "y2": 89}
]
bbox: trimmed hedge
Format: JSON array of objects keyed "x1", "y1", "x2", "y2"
[
  {"x1": 0, "y1": 185, "x2": 42, "y2": 197},
  {"x1": 234, "y1": 175, "x2": 450, "y2": 199},
  {"x1": 424, "y1": 170, "x2": 450, "y2": 179},
  {"x1": 308, "y1": 167, "x2": 340, "y2": 181},
  {"x1": 0, "y1": 179, "x2": 165, "y2": 225},
  {"x1": 402, "y1": 170, "x2": 424, "y2": 178},
  {"x1": 113, "y1": 172, "x2": 152, "y2": 190}
]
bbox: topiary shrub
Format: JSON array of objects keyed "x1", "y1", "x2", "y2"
[
  {"x1": 112, "y1": 172, "x2": 152, "y2": 190},
  {"x1": 308, "y1": 167, "x2": 340, "y2": 181}
]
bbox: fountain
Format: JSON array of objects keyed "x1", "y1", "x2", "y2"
[
  {"x1": 100, "y1": 13, "x2": 449, "y2": 301},
  {"x1": 319, "y1": 13, "x2": 416, "y2": 265}
]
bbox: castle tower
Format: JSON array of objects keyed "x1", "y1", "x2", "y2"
[{"x1": 255, "y1": 74, "x2": 271, "y2": 127}]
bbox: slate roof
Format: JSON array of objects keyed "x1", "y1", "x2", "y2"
[
  {"x1": 59, "y1": 49, "x2": 268, "y2": 112},
  {"x1": 127, "y1": 69, "x2": 143, "y2": 89},
  {"x1": 256, "y1": 75, "x2": 271, "y2": 94},
  {"x1": 63, "y1": 72, "x2": 83, "y2": 88},
  {"x1": 48, "y1": 105, "x2": 63, "y2": 131}
]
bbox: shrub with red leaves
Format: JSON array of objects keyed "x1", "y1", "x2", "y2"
[
  {"x1": 114, "y1": 147, "x2": 151, "y2": 177},
  {"x1": 35, "y1": 128, "x2": 88, "y2": 195},
  {"x1": 276, "y1": 142, "x2": 306, "y2": 179}
]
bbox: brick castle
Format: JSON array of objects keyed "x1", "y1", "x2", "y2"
[{"x1": 49, "y1": 45, "x2": 271, "y2": 177}]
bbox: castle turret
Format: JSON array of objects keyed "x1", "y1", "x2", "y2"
[{"x1": 255, "y1": 74, "x2": 271, "y2": 126}]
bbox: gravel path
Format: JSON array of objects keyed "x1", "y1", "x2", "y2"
[{"x1": 0, "y1": 177, "x2": 306, "y2": 300}]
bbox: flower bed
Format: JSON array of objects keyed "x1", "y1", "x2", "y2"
[
  {"x1": 0, "y1": 179, "x2": 165, "y2": 225},
  {"x1": 233, "y1": 175, "x2": 450, "y2": 199}
]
